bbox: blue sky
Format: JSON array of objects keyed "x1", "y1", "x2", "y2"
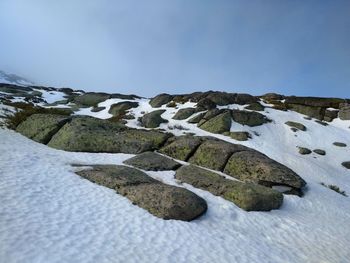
[{"x1": 0, "y1": 0, "x2": 349, "y2": 97}]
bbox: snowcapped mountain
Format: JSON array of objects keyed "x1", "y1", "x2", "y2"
[
  {"x1": 0, "y1": 83, "x2": 350, "y2": 263},
  {"x1": 0, "y1": 70, "x2": 34, "y2": 86}
]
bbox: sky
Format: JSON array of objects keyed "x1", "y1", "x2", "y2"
[{"x1": 0, "y1": 0, "x2": 349, "y2": 98}]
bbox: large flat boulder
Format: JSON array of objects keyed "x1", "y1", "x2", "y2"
[
  {"x1": 224, "y1": 150, "x2": 306, "y2": 191},
  {"x1": 48, "y1": 116, "x2": 171, "y2": 153},
  {"x1": 159, "y1": 136, "x2": 203, "y2": 161},
  {"x1": 188, "y1": 139, "x2": 248, "y2": 171},
  {"x1": 176, "y1": 165, "x2": 283, "y2": 211},
  {"x1": 149, "y1": 93, "x2": 173, "y2": 108},
  {"x1": 16, "y1": 114, "x2": 70, "y2": 144},
  {"x1": 199, "y1": 111, "x2": 232, "y2": 134},
  {"x1": 172, "y1": 108, "x2": 196, "y2": 120},
  {"x1": 287, "y1": 104, "x2": 325, "y2": 120},
  {"x1": 124, "y1": 152, "x2": 181, "y2": 171},
  {"x1": 76, "y1": 165, "x2": 207, "y2": 221},
  {"x1": 231, "y1": 110, "x2": 270, "y2": 126},
  {"x1": 73, "y1": 92, "x2": 111, "y2": 107},
  {"x1": 108, "y1": 101, "x2": 139, "y2": 118}
]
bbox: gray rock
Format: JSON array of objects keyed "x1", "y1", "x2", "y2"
[
  {"x1": 196, "y1": 98, "x2": 216, "y2": 111},
  {"x1": 298, "y1": 147, "x2": 312, "y2": 155},
  {"x1": 73, "y1": 92, "x2": 110, "y2": 107},
  {"x1": 76, "y1": 165, "x2": 207, "y2": 221},
  {"x1": 333, "y1": 142, "x2": 347, "y2": 147},
  {"x1": 339, "y1": 103, "x2": 350, "y2": 120},
  {"x1": 48, "y1": 116, "x2": 171, "y2": 154},
  {"x1": 172, "y1": 108, "x2": 196, "y2": 120},
  {"x1": 231, "y1": 110, "x2": 270, "y2": 126},
  {"x1": 187, "y1": 112, "x2": 206, "y2": 124},
  {"x1": 313, "y1": 149, "x2": 326, "y2": 155},
  {"x1": 176, "y1": 165, "x2": 283, "y2": 211},
  {"x1": 108, "y1": 101, "x2": 139, "y2": 117},
  {"x1": 245, "y1": 102, "x2": 265, "y2": 111},
  {"x1": 91, "y1": 106, "x2": 106, "y2": 112},
  {"x1": 140, "y1": 110, "x2": 168, "y2": 128},
  {"x1": 224, "y1": 131, "x2": 251, "y2": 141},
  {"x1": 189, "y1": 139, "x2": 248, "y2": 171},
  {"x1": 149, "y1": 94, "x2": 173, "y2": 108},
  {"x1": 342, "y1": 162, "x2": 350, "y2": 169},
  {"x1": 224, "y1": 150, "x2": 306, "y2": 190},
  {"x1": 285, "y1": 121, "x2": 307, "y2": 131},
  {"x1": 199, "y1": 111, "x2": 232, "y2": 134},
  {"x1": 16, "y1": 114, "x2": 70, "y2": 144},
  {"x1": 159, "y1": 136, "x2": 203, "y2": 161},
  {"x1": 287, "y1": 104, "x2": 325, "y2": 120},
  {"x1": 124, "y1": 152, "x2": 181, "y2": 171},
  {"x1": 324, "y1": 109, "x2": 339, "y2": 122},
  {"x1": 315, "y1": 120, "x2": 328, "y2": 126}
]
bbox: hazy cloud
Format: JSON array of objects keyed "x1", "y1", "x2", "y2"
[{"x1": 0, "y1": 0, "x2": 349, "y2": 97}]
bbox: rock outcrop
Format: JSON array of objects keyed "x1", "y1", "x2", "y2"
[
  {"x1": 124, "y1": 152, "x2": 181, "y2": 171},
  {"x1": 140, "y1": 110, "x2": 168, "y2": 128}
]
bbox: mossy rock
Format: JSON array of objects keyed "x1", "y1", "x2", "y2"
[
  {"x1": 48, "y1": 116, "x2": 171, "y2": 154},
  {"x1": 172, "y1": 108, "x2": 196, "y2": 120},
  {"x1": 231, "y1": 110, "x2": 270, "y2": 126},
  {"x1": 224, "y1": 150, "x2": 306, "y2": 191},
  {"x1": 285, "y1": 121, "x2": 307, "y2": 131},
  {"x1": 287, "y1": 104, "x2": 325, "y2": 120},
  {"x1": 342, "y1": 162, "x2": 350, "y2": 169},
  {"x1": 298, "y1": 147, "x2": 312, "y2": 155},
  {"x1": 245, "y1": 102, "x2": 265, "y2": 111},
  {"x1": 149, "y1": 93, "x2": 173, "y2": 108},
  {"x1": 76, "y1": 165, "x2": 207, "y2": 221},
  {"x1": 339, "y1": 103, "x2": 350, "y2": 120},
  {"x1": 188, "y1": 139, "x2": 248, "y2": 171},
  {"x1": 73, "y1": 92, "x2": 111, "y2": 107},
  {"x1": 175, "y1": 165, "x2": 283, "y2": 211},
  {"x1": 224, "y1": 131, "x2": 251, "y2": 141},
  {"x1": 108, "y1": 101, "x2": 139, "y2": 117},
  {"x1": 123, "y1": 152, "x2": 181, "y2": 171},
  {"x1": 91, "y1": 106, "x2": 106, "y2": 112},
  {"x1": 333, "y1": 142, "x2": 347, "y2": 147},
  {"x1": 187, "y1": 112, "x2": 206, "y2": 124},
  {"x1": 196, "y1": 98, "x2": 216, "y2": 111},
  {"x1": 324, "y1": 109, "x2": 338, "y2": 122},
  {"x1": 313, "y1": 149, "x2": 326, "y2": 155},
  {"x1": 140, "y1": 110, "x2": 168, "y2": 128},
  {"x1": 16, "y1": 113, "x2": 70, "y2": 144},
  {"x1": 159, "y1": 136, "x2": 203, "y2": 161},
  {"x1": 199, "y1": 111, "x2": 232, "y2": 134}
]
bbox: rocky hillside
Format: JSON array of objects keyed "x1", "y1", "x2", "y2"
[{"x1": 1, "y1": 82, "x2": 350, "y2": 262}]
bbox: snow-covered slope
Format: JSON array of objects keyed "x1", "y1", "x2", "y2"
[{"x1": 1, "y1": 87, "x2": 350, "y2": 263}]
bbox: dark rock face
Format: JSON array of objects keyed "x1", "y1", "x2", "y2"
[
  {"x1": 73, "y1": 92, "x2": 110, "y2": 107},
  {"x1": 287, "y1": 104, "x2": 325, "y2": 120},
  {"x1": 149, "y1": 94, "x2": 173, "y2": 108},
  {"x1": 224, "y1": 150, "x2": 306, "y2": 190},
  {"x1": 261, "y1": 93, "x2": 284, "y2": 101},
  {"x1": 333, "y1": 142, "x2": 347, "y2": 147},
  {"x1": 245, "y1": 102, "x2": 265, "y2": 111},
  {"x1": 196, "y1": 97, "x2": 217, "y2": 111},
  {"x1": 231, "y1": 110, "x2": 270, "y2": 126},
  {"x1": 76, "y1": 165, "x2": 207, "y2": 221},
  {"x1": 124, "y1": 152, "x2": 181, "y2": 171},
  {"x1": 140, "y1": 110, "x2": 168, "y2": 128},
  {"x1": 187, "y1": 112, "x2": 206, "y2": 124},
  {"x1": 342, "y1": 162, "x2": 350, "y2": 169},
  {"x1": 47, "y1": 116, "x2": 171, "y2": 153},
  {"x1": 285, "y1": 96, "x2": 345, "y2": 108},
  {"x1": 298, "y1": 147, "x2": 312, "y2": 155},
  {"x1": 91, "y1": 106, "x2": 106, "y2": 112},
  {"x1": 159, "y1": 136, "x2": 203, "y2": 161},
  {"x1": 234, "y1": 93, "x2": 258, "y2": 105},
  {"x1": 339, "y1": 103, "x2": 350, "y2": 120},
  {"x1": 199, "y1": 111, "x2": 232, "y2": 134},
  {"x1": 313, "y1": 149, "x2": 326, "y2": 155},
  {"x1": 175, "y1": 165, "x2": 283, "y2": 211},
  {"x1": 205, "y1": 92, "x2": 235, "y2": 105},
  {"x1": 172, "y1": 108, "x2": 196, "y2": 120},
  {"x1": 16, "y1": 114, "x2": 70, "y2": 144},
  {"x1": 108, "y1": 101, "x2": 139, "y2": 117},
  {"x1": 189, "y1": 139, "x2": 248, "y2": 171},
  {"x1": 324, "y1": 109, "x2": 339, "y2": 122},
  {"x1": 285, "y1": 121, "x2": 307, "y2": 131}
]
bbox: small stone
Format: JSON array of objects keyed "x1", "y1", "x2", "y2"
[
  {"x1": 333, "y1": 142, "x2": 347, "y2": 147},
  {"x1": 313, "y1": 149, "x2": 326, "y2": 155},
  {"x1": 285, "y1": 121, "x2": 307, "y2": 131},
  {"x1": 298, "y1": 147, "x2": 312, "y2": 155}
]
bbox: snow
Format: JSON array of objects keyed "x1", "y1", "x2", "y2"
[{"x1": 1, "y1": 96, "x2": 350, "y2": 263}]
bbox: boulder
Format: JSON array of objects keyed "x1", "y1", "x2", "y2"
[
  {"x1": 224, "y1": 131, "x2": 251, "y2": 141},
  {"x1": 91, "y1": 106, "x2": 106, "y2": 112},
  {"x1": 172, "y1": 108, "x2": 196, "y2": 120},
  {"x1": 187, "y1": 112, "x2": 206, "y2": 124},
  {"x1": 324, "y1": 109, "x2": 339, "y2": 122},
  {"x1": 48, "y1": 116, "x2": 171, "y2": 153},
  {"x1": 124, "y1": 152, "x2": 181, "y2": 171},
  {"x1": 285, "y1": 96, "x2": 345, "y2": 109},
  {"x1": 333, "y1": 142, "x2": 347, "y2": 147},
  {"x1": 110, "y1": 93, "x2": 140, "y2": 100},
  {"x1": 16, "y1": 113, "x2": 71, "y2": 144},
  {"x1": 245, "y1": 102, "x2": 265, "y2": 111},
  {"x1": 287, "y1": 104, "x2": 325, "y2": 120},
  {"x1": 285, "y1": 121, "x2": 307, "y2": 131},
  {"x1": 224, "y1": 150, "x2": 306, "y2": 190},
  {"x1": 196, "y1": 98, "x2": 216, "y2": 111},
  {"x1": 199, "y1": 111, "x2": 232, "y2": 134},
  {"x1": 175, "y1": 165, "x2": 283, "y2": 211},
  {"x1": 298, "y1": 147, "x2": 312, "y2": 155},
  {"x1": 140, "y1": 110, "x2": 168, "y2": 128},
  {"x1": 206, "y1": 92, "x2": 235, "y2": 105},
  {"x1": 159, "y1": 136, "x2": 203, "y2": 161},
  {"x1": 73, "y1": 92, "x2": 110, "y2": 107},
  {"x1": 342, "y1": 162, "x2": 350, "y2": 169},
  {"x1": 149, "y1": 93, "x2": 173, "y2": 108},
  {"x1": 339, "y1": 103, "x2": 350, "y2": 120},
  {"x1": 234, "y1": 93, "x2": 258, "y2": 105},
  {"x1": 189, "y1": 139, "x2": 248, "y2": 171},
  {"x1": 261, "y1": 93, "x2": 284, "y2": 101},
  {"x1": 231, "y1": 110, "x2": 270, "y2": 126},
  {"x1": 315, "y1": 120, "x2": 328, "y2": 126},
  {"x1": 76, "y1": 165, "x2": 207, "y2": 221},
  {"x1": 108, "y1": 101, "x2": 139, "y2": 118},
  {"x1": 313, "y1": 149, "x2": 326, "y2": 155}
]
